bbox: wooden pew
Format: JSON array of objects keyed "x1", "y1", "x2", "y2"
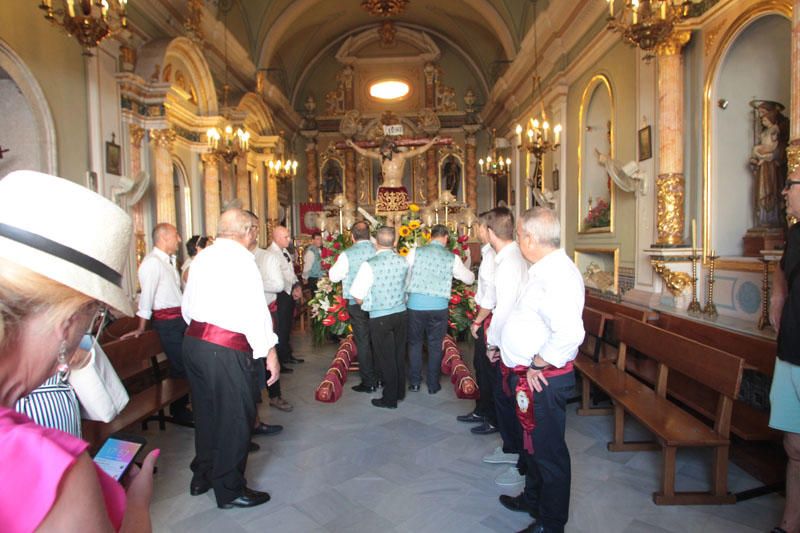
[
  {"x1": 575, "y1": 307, "x2": 613, "y2": 416},
  {"x1": 81, "y1": 331, "x2": 191, "y2": 452},
  {"x1": 578, "y1": 314, "x2": 744, "y2": 505}
]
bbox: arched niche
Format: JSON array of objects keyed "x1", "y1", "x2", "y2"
[
  {"x1": 172, "y1": 156, "x2": 192, "y2": 253},
  {"x1": 0, "y1": 39, "x2": 57, "y2": 175},
  {"x1": 578, "y1": 74, "x2": 615, "y2": 234},
  {"x1": 705, "y1": 7, "x2": 791, "y2": 257}
]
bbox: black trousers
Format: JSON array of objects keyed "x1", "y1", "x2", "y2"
[
  {"x1": 307, "y1": 277, "x2": 319, "y2": 294},
  {"x1": 152, "y1": 317, "x2": 189, "y2": 415},
  {"x1": 276, "y1": 291, "x2": 295, "y2": 364},
  {"x1": 407, "y1": 308, "x2": 448, "y2": 390},
  {"x1": 494, "y1": 361, "x2": 523, "y2": 455},
  {"x1": 348, "y1": 303, "x2": 377, "y2": 387},
  {"x1": 520, "y1": 371, "x2": 575, "y2": 533},
  {"x1": 266, "y1": 311, "x2": 281, "y2": 399},
  {"x1": 369, "y1": 311, "x2": 407, "y2": 405},
  {"x1": 472, "y1": 325, "x2": 496, "y2": 425},
  {"x1": 182, "y1": 336, "x2": 256, "y2": 506}
]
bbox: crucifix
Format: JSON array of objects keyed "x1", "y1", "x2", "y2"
[{"x1": 0, "y1": 146, "x2": 9, "y2": 159}]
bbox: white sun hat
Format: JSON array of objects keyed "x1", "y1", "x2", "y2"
[{"x1": 0, "y1": 170, "x2": 134, "y2": 316}]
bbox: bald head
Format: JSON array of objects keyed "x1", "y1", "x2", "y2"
[
  {"x1": 153, "y1": 223, "x2": 180, "y2": 255},
  {"x1": 375, "y1": 226, "x2": 395, "y2": 249},
  {"x1": 272, "y1": 225, "x2": 291, "y2": 249}
]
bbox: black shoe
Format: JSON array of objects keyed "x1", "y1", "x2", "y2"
[
  {"x1": 471, "y1": 422, "x2": 499, "y2": 435},
  {"x1": 189, "y1": 480, "x2": 210, "y2": 496},
  {"x1": 218, "y1": 487, "x2": 271, "y2": 509},
  {"x1": 499, "y1": 494, "x2": 536, "y2": 516},
  {"x1": 279, "y1": 366, "x2": 294, "y2": 374},
  {"x1": 408, "y1": 384, "x2": 420, "y2": 392},
  {"x1": 287, "y1": 356, "x2": 305, "y2": 364},
  {"x1": 457, "y1": 412, "x2": 484, "y2": 423},
  {"x1": 170, "y1": 409, "x2": 195, "y2": 426},
  {"x1": 352, "y1": 383, "x2": 377, "y2": 393},
  {"x1": 252, "y1": 423, "x2": 283, "y2": 436},
  {"x1": 371, "y1": 398, "x2": 397, "y2": 409},
  {"x1": 428, "y1": 386, "x2": 441, "y2": 394},
  {"x1": 248, "y1": 441, "x2": 260, "y2": 453}
]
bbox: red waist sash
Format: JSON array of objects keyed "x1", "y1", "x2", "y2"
[
  {"x1": 500, "y1": 359, "x2": 574, "y2": 454},
  {"x1": 152, "y1": 306, "x2": 182, "y2": 321},
  {"x1": 186, "y1": 321, "x2": 252, "y2": 354}
]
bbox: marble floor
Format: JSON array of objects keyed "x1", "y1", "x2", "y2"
[{"x1": 143, "y1": 332, "x2": 784, "y2": 532}]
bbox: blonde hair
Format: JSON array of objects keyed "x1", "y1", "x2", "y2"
[{"x1": 0, "y1": 257, "x2": 94, "y2": 356}]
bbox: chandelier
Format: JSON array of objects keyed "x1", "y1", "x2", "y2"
[
  {"x1": 268, "y1": 157, "x2": 298, "y2": 182},
  {"x1": 478, "y1": 129, "x2": 511, "y2": 182},
  {"x1": 38, "y1": 0, "x2": 128, "y2": 56},
  {"x1": 361, "y1": 0, "x2": 409, "y2": 18},
  {"x1": 206, "y1": 124, "x2": 250, "y2": 164},
  {"x1": 606, "y1": 0, "x2": 692, "y2": 61}
]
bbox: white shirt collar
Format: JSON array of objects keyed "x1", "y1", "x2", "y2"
[
  {"x1": 529, "y1": 248, "x2": 566, "y2": 275},
  {"x1": 494, "y1": 241, "x2": 520, "y2": 264},
  {"x1": 153, "y1": 247, "x2": 172, "y2": 262}
]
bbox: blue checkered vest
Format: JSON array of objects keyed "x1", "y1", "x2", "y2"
[
  {"x1": 307, "y1": 245, "x2": 324, "y2": 278},
  {"x1": 361, "y1": 251, "x2": 408, "y2": 315},
  {"x1": 342, "y1": 240, "x2": 376, "y2": 300},
  {"x1": 407, "y1": 242, "x2": 454, "y2": 299}
]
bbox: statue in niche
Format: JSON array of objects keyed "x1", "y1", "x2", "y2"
[
  {"x1": 436, "y1": 83, "x2": 457, "y2": 112},
  {"x1": 322, "y1": 161, "x2": 343, "y2": 205},
  {"x1": 749, "y1": 100, "x2": 789, "y2": 229},
  {"x1": 325, "y1": 88, "x2": 345, "y2": 115},
  {"x1": 441, "y1": 156, "x2": 461, "y2": 198}
]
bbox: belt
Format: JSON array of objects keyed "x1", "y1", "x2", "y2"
[
  {"x1": 151, "y1": 306, "x2": 182, "y2": 321},
  {"x1": 186, "y1": 321, "x2": 252, "y2": 354}
]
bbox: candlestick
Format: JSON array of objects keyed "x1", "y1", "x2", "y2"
[
  {"x1": 691, "y1": 218, "x2": 696, "y2": 251},
  {"x1": 687, "y1": 252, "x2": 702, "y2": 315},
  {"x1": 702, "y1": 251, "x2": 718, "y2": 318},
  {"x1": 757, "y1": 256, "x2": 771, "y2": 330}
]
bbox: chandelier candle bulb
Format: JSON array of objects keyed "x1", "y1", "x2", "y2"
[
  {"x1": 554, "y1": 124, "x2": 562, "y2": 146},
  {"x1": 516, "y1": 124, "x2": 522, "y2": 145},
  {"x1": 632, "y1": 0, "x2": 639, "y2": 24},
  {"x1": 608, "y1": 0, "x2": 614, "y2": 17},
  {"x1": 66, "y1": 0, "x2": 76, "y2": 17}
]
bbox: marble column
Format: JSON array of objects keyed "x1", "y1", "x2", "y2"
[
  {"x1": 236, "y1": 152, "x2": 250, "y2": 210},
  {"x1": 787, "y1": 1, "x2": 800, "y2": 175},
  {"x1": 151, "y1": 129, "x2": 176, "y2": 226},
  {"x1": 344, "y1": 148, "x2": 357, "y2": 205},
  {"x1": 220, "y1": 160, "x2": 234, "y2": 208},
  {"x1": 128, "y1": 124, "x2": 146, "y2": 265},
  {"x1": 202, "y1": 153, "x2": 220, "y2": 236},
  {"x1": 426, "y1": 149, "x2": 438, "y2": 205},
  {"x1": 305, "y1": 140, "x2": 319, "y2": 202},
  {"x1": 267, "y1": 163, "x2": 279, "y2": 239},
  {"x1": 424, "y1": 63, "x2": 437, "y2": 108},
  {"x1": 654, "y1": 31, "x2": 690, "y2": 246},
  {"x1": 464, "y1": 133, "x2": 478, "y2": 210}
]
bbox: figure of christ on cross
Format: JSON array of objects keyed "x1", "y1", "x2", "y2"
[{"x1": 345, "y1": 136, "x2": 443, "y2": 221}]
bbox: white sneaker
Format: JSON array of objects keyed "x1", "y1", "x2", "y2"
[
  {"x1": 482, "y1": 446, "x2": 518, "y2": 464},
  {"x1": 495, "y1": 465, "x2": 524, "y2": 486}
]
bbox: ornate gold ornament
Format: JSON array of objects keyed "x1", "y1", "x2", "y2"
[
  {"x1": 656, "y1": 173, "x2": 684, "y2": 245},
  {"x1": 606, "y1": 0, "x2": 693, "y2": 62},
  {"x1": 38, "y1": 0, "x2": 128, "y2": 56},
  {"x1": 361, "y1": 0, "x2": 409, "y2": 18},
  {"x1": 651, "y1": 260, "x2": 692, "y2": 297}
]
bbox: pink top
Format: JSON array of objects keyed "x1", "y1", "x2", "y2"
[{"x1": 0, "y1": 406, "x2": 126, "y2": 532}]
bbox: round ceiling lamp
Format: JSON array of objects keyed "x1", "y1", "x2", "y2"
[{"x1": 369, "y1": 80, "x2": 410, "y2": 101}]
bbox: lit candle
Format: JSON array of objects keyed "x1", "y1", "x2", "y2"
[
  {"x1": 527, "y1": 129, "x2": 534, "y2": 142},
  {"x1": 479, "y1": 158, "x2": 484, "y2": 172},
  {"x1": 554, "y1": 124, "x2": 562, "y2": 146},
  {"x1": 66, "y1": 0, "x2": 75, "y2": 17},
  {"x1": 608, "y1": 0, "x2": 613, "y2": 17},
  {"x1": 515, "y1": 124, "x2": 522, "y2": 146},
  {"x1": 691, "y1": 218, "x2": 697, "y2": 251},
  {"x1": 632, "y1": 0, "x2": 639, "y2": 24},
  {"x1": 543, "y1": 121, "x2": 549, "y2": 142},
  {"x1": 660, "y1": 1, "x2": 667, "y2": 19}
]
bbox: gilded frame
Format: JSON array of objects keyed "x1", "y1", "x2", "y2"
[
  {"x1": 577, "y1": 74, "x2": 615, "y2": 234},
  {"x1": 574, "y1": 246, "x2": 620, "y2": 294},
  {"x1": 319, "y1": 152, "x2": 346, "y2": 205},
  {"x1": 437, "y1": 147, "x2": 465, "y2": 202},
  {"x1": 702, "y1": 1, "x2": 792, "y2": 266}
]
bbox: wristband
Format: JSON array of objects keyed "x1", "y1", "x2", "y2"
[{"x1": 529, "y1": 358, "x2": 547, "y2": 370}]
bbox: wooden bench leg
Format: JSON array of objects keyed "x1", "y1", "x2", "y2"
[
  {"x1": 712, "y1": 445, "x2": 730, "y2": 498},
  {"x1": 607, "y1": 402, "x2": 659, "y2": 452},
  {"x1": 653, "y1": 446, "x2": 736, "y2": 505},
  {"x1": 576, "y1": 378, "x2": 612, "y2": 416},
  {"x1": 158, "y1": 408, "x2": 167, "y2": 430}
]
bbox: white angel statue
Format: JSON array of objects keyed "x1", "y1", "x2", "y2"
[{"x1": 594, "y1": 148, "x2": 647, "y2": 195}]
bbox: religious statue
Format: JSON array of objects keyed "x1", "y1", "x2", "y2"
[
  {"x1": 749, "y1": 100, "x2": 789, "y2": 228},
  {"x1": 442, "y1": 156, "x2": 461, "y2": 197},
  {"x1": 322, "y1": 161, "x2": 343, "y2": 205},
  {"x1": 346, "y1": 136, "x2": 439, "y2": 215}
]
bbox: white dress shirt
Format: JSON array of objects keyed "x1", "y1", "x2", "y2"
[
  {"x1": 404, "y1": 243, "x2": 476, "y2": 285},
  {"x1": 254, "y1": 247, "x2": 284, "y2": 306},
  {"x1": 136, "y1": 247, "x2": 182, "y2": 320},
  {"x1": 485, "y1": 241, "x2": 529, "y2": 347},
  {"x1": 499, "y1": 248, "x2": 585, "y2": 369},
  {"x1": 327, "y1": 250, "x2": 349, "y2": 283},
  {"x1": 182, "y1": 238, "x2": 278, "y2": 359},
  {"x1": 262, "y1": 242, "x2": 297, "y2": 295},
  {"x1": 474, "y1": 243, "x2": 497, "y2": 310}
]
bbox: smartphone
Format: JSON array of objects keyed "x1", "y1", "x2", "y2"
[{"x1": 92, "y1": 433, "x2": 147, "y2": 481}]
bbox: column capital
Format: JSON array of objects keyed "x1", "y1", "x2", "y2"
[
  {"x1": 201, "y1": 152, "x2": 219, "y2": 165},
  {"x1": 150, "y1": 128, "x2": 176, "y2": 150},
  {"x1": 129, "y1": 124, "x2": 145, "y2": 146},
  {"x1": 656, "y1": 31, "x2": 691, "y2": 57}
]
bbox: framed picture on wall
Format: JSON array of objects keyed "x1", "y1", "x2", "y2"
[
  {"x1": 638, "y1": 125, "x2": 652, "y2": 162},
  {"x1": 105, "y1": 134, "x2": 121, "y2": 175}
]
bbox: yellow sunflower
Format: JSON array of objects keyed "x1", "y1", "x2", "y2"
[
  {"x1": 408, "y1": 220, "x2": 421, "y2": 230},
  {"x1": 399, "y1": 225, "x2": 411, "y2": 237},
  {"x1": 409, "y1": 203, "x2": 420, "y2": 212},
  {"x1": 398, "y1": 246, "x2": 410, "y2": 256}
]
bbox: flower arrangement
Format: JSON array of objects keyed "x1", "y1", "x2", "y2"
[
  {"x1": 448, "y1": 280, "x2": 477, "y2": 335},
  {"x1": 320, "y1": 232, "x2": 352, "y2": 271},
  {"x1": 583, "y1": 198, "x2": 610, "y2": 229},
  {"x1": 308, "y1": 276, "x2": 351, "y2": 344}
]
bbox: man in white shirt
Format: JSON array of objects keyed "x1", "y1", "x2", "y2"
[
  {"x1": 484, "y1": 206, "x2": 530, "y2": 487},
  {"x1": 405, "y1": 224, "x2": 475, "y2": 394},
  {"x1": 302, "y1": 231, "x2": 324, "y2": 293},
  {"x1": 123, "y1": 222, "x2": 192, "y2": 424},
  {"x1": 182, "y1": 208, "x2": 280, "y2": 510},
  {"x1": 457, "y1": 212, "x2": 500, "y2": 436},
  {"x1": 263, "y1": 226, "x2": 304, "y2": 372},
  {"x1": 497, "y1": 207, "x2": 585, "y2": 533}
]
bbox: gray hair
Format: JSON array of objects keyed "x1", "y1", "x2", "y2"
[
  {"x1": 376, "y1": 226, "x2": 395, "y2": 247},
  {"x1": 217, "y1": 208, "x2": 254, "y2": 238},
  {"x1": 520, "y1": 207, "x2": 560, "y2": 248}
]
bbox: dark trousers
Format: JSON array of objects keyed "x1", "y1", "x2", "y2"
[
  {"x1": 152, "y1": 317, "x2": 189, "y2": 415},
  {"x1": 494, "y1": 361, "x2": 523, "y2": 455},
  {"x1": 307, "y1": 277, "x2": 319, "y2": 294},
  {"x1": 349, "y1": 303, "x2": 377, "y2": 387},
  {"x1": 473, "y1": 325, "x2": 496, "y2": 425},
  {"x1": 520, "y1": 371, "x2": 575, "y2": 533},
  {"x1": 276, "y1": 291, "x2": 295, "y2": 364},
  {"x1": 369, "y1": 311, "x2": 407, "y2": 405},
  {"x1": 266, "y1": 311, "x2": 281, "y2": 399},
  {"x1": 407, "y1": 308, "x2": 448, "y2": 390},
  {"x1": 182, "y1": 336, "x2": 256, "y2": 506}
]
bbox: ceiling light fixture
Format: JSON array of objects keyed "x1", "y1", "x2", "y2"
[
  {"x1": 361, "y1": 0, "x2": 410, "y2": 18},
  {"x1": 369, "y1": 80, "x2": 410, "y2": 101}
]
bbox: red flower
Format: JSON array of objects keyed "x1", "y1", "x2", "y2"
[
  {"x1": 461, "y1": 244, "x2": 468, "y2": 250},
  {"x1": 450, "y1": 294, "x2": 462, "y2": 305},
  {"x1": 333, "y1": 242, "x2": 341, "y2": 249},
  {"x1": 328, "y1": 302, "x2": 343, "y2": 314},
  {"x1": 453, "y1": 249, "x2": 460, "y2": 255},
  {"x1": 457, "y1": 235, "x2": 469, "y2": 243},
  {"x1": 326, "y1": 235, "x2": 333, "y2": 242},
  {"x1": 321, "y1": 248, "x2": 333, "y2": 258},
  {"x1": 322, "y1": 263, "x2": 331, "y2": 270},
  {"x1": 466, "y1": 311, "x2": 475, "y2": 319},
  {"x1": 322, "y1": 316, "x2": 335, "y2": 326},
  {"x1": 334, "y1": 295, "x2": 345, "y2": 305},
  {"x1": 337, "y1": 310, "x2": 350, "y2": 322}
]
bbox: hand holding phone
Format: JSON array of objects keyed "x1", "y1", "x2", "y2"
[{"x1": 93, "y1": 432, "x2": 147, "y2": 481}]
